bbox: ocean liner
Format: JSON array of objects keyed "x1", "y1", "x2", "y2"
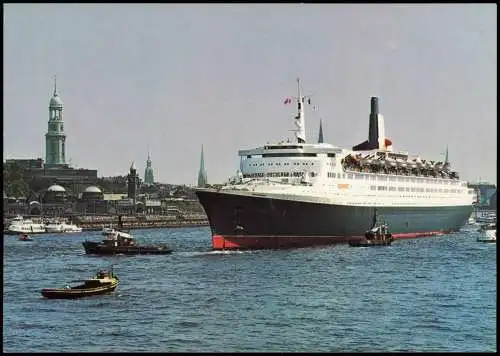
[{"x1": 195, "y1": 79, "x2": 474, "y2": 250}]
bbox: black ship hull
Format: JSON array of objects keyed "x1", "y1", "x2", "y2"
[
  {"x1": 82, "y1": 241, "x2": 172, "y2": 255},
  {"x1": 195, "y1": 189, "x2": 472, "y2": 250}
]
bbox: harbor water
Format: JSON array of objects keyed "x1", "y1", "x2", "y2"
[{"x1": 3, "y1": 226, "x2": 496, "y2": 352}]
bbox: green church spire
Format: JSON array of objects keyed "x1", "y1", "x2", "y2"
[{"x1": 144, "y1": 146, "x2": 154, "y2": 186}]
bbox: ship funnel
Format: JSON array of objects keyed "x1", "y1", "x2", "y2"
[{"x1": 352, "y1": 96, "x2": 386, "y2": 151}]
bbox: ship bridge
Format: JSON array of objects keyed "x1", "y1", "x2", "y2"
[
  {"x1": 237, "y1": 141, "x2": 344, "y2": 182},
  {"x1": 238, "y1": 142, "x2": 342, "y2": 158}
]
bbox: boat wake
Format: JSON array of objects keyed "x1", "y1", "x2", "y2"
[{"x1": 176, "y1": 250, "x2": 257, "y2": 257}]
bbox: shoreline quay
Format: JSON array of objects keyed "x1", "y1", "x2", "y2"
[{"x1": 79, "y1": 220, "x2": 209, "y2": 231}]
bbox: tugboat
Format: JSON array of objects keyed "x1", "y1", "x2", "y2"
[
  {"x1": 82, "y1": 216, "x2": 172, "y2": 255},
  {"x1": 41, "y1": 269, "x2": 119, "y2": 299},
  {"x1": 349, "y1": 209, "x2": 394, "y2": 247}
]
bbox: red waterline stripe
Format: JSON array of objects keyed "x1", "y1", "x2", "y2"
[{"x1": 212, "y1": 230, "x2": 452, "y2": 250}]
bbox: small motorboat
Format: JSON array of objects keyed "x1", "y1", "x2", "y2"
[
  {"x1": 19, "y1": 234, "x2": 33, "y2": 241},
  {"x1": 477, "y1": 223, "x2": 496, "y2": 243},
  {"x1": 41, "y1": 270, "x2": 119, "y2": 299}
]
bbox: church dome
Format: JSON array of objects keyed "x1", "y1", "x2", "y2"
[
  {"x1": 48, "y1": 184, "x2": 66, "y2": 192},
  {"x1": 84, "y1": 186, "x2": 102, "y2": 193},
  {"x1": 50, "y1": 95, "x2": 63, "y2": 108}
]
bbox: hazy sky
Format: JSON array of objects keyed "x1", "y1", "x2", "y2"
[{"x1": 4, "y1": 4, "x2": 497, "y2": 185}]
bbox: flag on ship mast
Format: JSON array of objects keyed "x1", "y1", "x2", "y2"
[{"x1": 283, "y1": 97, "x2": 292, "y2": 104}]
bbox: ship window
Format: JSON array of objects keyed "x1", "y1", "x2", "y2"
[
  {"x1": 370, "y1": 186, "x2": 376, "y2": 190},
  {"x1": 398, "y1": 187, "x2": 405, "y2": 192},
  {"x1": 389, "y1": 186, "x2": 396, "y2": 191},
  {"x1": 262, "y1": 153, "x2": 317, "y2": 157},
  {"x1": 247, "y1": 155, "x2": 251, "y2": 158},
  {"x1": 327, "y1": 153, "x2": 336, "y2": 157},
  {"x1": 264, "y1": 145, "x2": 303, "y2": 150}
]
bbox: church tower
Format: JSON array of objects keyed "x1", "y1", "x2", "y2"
[
  {"x1": 128, "y1": 161, "x2": 139, "y2": 200},
  {"x1": 45, "y1": 76, "x2": 66, "y2": 167},
  {"x1": 197, "y1": 145, "x2": 208, "y2": 188},
  {"x1": 144, "y1": 148, "x2": 155, "y2": 186}
]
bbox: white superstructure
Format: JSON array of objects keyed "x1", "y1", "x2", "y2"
[
  {"x1": 6, "y1": 216, "x2": 46, "y2": 234},
  {"x1": 45, "y1": 219, "x2": 83, "y2": 233},
  {"x1": 222, "y1": 79, "x2": 475, "y2": 208}
]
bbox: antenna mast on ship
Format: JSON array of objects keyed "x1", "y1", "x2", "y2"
[{"x1": 295, "y1": 78, "x2": 306, "y2": 144}]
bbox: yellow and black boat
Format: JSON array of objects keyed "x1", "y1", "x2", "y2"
[{"x1": 41, "y1": 270, "x2": 119, "y2": 299}]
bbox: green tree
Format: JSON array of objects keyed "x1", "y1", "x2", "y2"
[{"x1": 4, "y1": 162, "x2": 29, "y2": 197}]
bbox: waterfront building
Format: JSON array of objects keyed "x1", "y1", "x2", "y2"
[
  {"x1": 43, "y1": 184, "x2": 68, "y2": 204},
  {"x1": 76, "y1": 185, "x2": 106, "y2": 214},
  {"x1": 197, "y1": 145, "x2": 208, "y2": 188}
]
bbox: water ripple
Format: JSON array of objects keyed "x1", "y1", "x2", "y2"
[{"x1": 3, "y1": 227, "x2": 497, "y2": 352}]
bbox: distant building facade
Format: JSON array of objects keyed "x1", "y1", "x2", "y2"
[
  {"x1": 5, "y1": 158, "x2": 44, "y2": 169},
  {"x1": 468, "y1": 182, "x2": 497, "y2": 210}
]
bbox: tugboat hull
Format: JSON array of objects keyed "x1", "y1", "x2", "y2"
[{"x1": 82, "y1": 241, "x2": 172, "y2": 255}]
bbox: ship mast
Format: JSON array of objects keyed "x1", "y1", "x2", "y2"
[{"x1": 295, "y1": 78, "x2": 306, "y2": 144}]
